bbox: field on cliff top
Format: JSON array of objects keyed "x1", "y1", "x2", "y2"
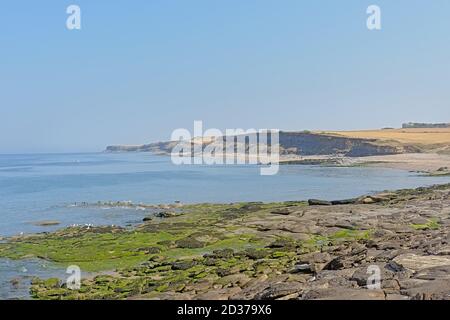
[{"x1": 323, "y1": 128, "x2": 450, "y2": 147}]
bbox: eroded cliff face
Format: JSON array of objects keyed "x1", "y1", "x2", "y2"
[
  {"x1": 105, "y1": 132, "x2": 417, "y2": 157},
  {"x1": 278, "y1": 132, "x2": 406, "y2": 157}
]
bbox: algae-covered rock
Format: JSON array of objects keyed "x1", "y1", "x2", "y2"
[{"x1": 175, "y1": 237, "x2": 205, "y2": 249}]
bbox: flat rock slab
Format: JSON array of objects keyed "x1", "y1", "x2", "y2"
[
  {"x1": 31, "y1": 220, "x2": 60, "y2": 226},
  {"x1": 302, "y1": 288, "x2": 386, "y2": 300},
  {"x1": 392, "y1": 254, "x2": 450, "y2": 273}
]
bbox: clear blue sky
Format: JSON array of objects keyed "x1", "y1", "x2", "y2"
[{"x1": 1, "y1": 0, "x2": 449, "y2": 153}]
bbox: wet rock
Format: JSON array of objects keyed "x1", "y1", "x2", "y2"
[
  {"x1": 155, "y1": 211, "x2": 177, "y2": 218},
  {"x1": 171, "y1": 260, "x2": 197, "y2": 270},
  {"x1": 270, "y1": 208, "x2": 293, "y2": 215},
  {"x1": 175, "y1": 237, "x2": 205, "y2": 249},
  {"x1": 331, "y1": 199, "x2": 358, "y2": 205},
  {"x1": 289, "y1": 264, "x2": 313, "y2": 274},
  {"x1": 242, "y1": 248, "x2": 269, "y2": 260},
  {"x1": 308, "y1": 199, "x2": 332, "y2": 206}
]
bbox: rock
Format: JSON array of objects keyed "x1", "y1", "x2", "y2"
[
  {"x1": 413, "y1": 265, "x2": 450, "y2": 280},
  {"x1": 302, "y1": 287, "x2": 386, "y2": 300},
  {"x1": 331, "y1": 199, "x2": 358, "y2": 205},
  {"x1": 385, "y1": 294, "x2": 410, "y2": 300},
  {"x1": 216, "y1": 274, "x2": 251, "y2": 287},
  {"x1": 296, "y1": 252, "x2": 333, "y2": 273},
  {"x1": 175, "y1": 237, "x2": 205, "y2": 249},
  {"x1": 404, "y1": 279, "x2": 450, "y2": 300},
  {"x1": 137, "y1": 246, "x2": 161, "y2": 254},
  {"x1": 242, "y1": 248, "x2": 269, "y2": 260},
  {"x1": 229, "y1": 279, "x2": 271, "y2": 300},
  {"x1": 435, "y1": 245, "x2": 450, "y2": 256},
  {"x1": 32, "y1": 220, "x2": 60, "y2": 226},
  {"x1": 360, "y1": 197, "x2": 376, "y2": 204},
  {"x1": 290, "y1": 264, "x2": 313, "y2": 274},
  {"x1": 196, "y1": 287, "x2": 242, "y2": 300},
  {"x1": 171, "y1": 260, "x2": 197, "y2": 270},
  {"x1": 10, "y1": 277, "x2": 20, "y2": 289},
  {"x1": 270, "y1": 208, "x2": 293, "y2": 215},
  {"x1": 266, "y1": 238, "x2": 296, "y2": 249},
  {"x1": 308, "y1": 199, "x2": 332, "y2": 206},
  {"x1": 155, "y1": 211, "x2": 176, "y2": 218},
  {"x1": 210, "y1": 249, "x2": 235, "y2": 259},
  {"x1": 254, "y1": 282, "x2": 304, "y2": 300},
  {"x1": 325, "y1": 248, "x2": 367, "y2": 270},
  {"x1": 350, "y1": 264, "x2": 395, "y2": 287},
  {"x1": 391, "y1": 254, "x2": 450, "y2": 273}
]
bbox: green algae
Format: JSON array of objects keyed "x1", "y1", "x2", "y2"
[
  {"x1": 411, "y1": 219, "x2": 440, "y2": 230},
  {"x1": 0, "y1": 198, "x2": 374, "y2": 300}
]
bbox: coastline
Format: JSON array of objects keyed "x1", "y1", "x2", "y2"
[
  {"x1": 278, "y1": 152, "x2": 450, "y2": 176},
  {"x1": 2, "y1": 183, "x2": 450, "y2": 300}
]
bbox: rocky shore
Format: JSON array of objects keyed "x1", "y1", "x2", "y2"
[{"x1": 2, "y1": 184, "x2": 450, "y2": 300}]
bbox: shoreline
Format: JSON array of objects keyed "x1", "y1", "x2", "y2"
[
  {"x1": 279, "y1": 152, "x2": 450, "y2": 175},
  {"x1": 2, "y1": 183, "x2": 450, "y2": 300}
]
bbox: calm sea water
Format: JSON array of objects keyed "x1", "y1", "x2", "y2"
[{"x1": 1, "y1": 152, "x2": 449, "y2": 299}]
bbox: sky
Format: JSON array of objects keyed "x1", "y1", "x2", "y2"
[{"x1": 1, "y1": 0, "x2": 450, "y2": 153}]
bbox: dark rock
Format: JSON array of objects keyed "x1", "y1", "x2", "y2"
[
  {"x1": 211, "y1": 249, "x2": 235, "y2": 259},
  {"x1": 243, "y1": 248, "x2": 269, "y2": 260},
  {"x1": 266, "y1": 238, "x2": 296, "y2": 249},
  {"x1": 136, "y1": 246, "x2": 161, "y2": 254},
  {"x1": 325, "y1": 248, "x2": 367, "y2": 270},
  {"x1": 308, "y1": 199, "x2": 332, "y2": 206},
  {"x1": 171, "y1": 260, "x2": 197, "y2": 270},
  {"x1": 270, "y1": 208, "x2": 293, "y2": 215},
  {"x1": 290, "y1": 264, "x2": 313, "y2": 274},
  {"x1": 175, "y1": 237, "x2": 205, "y2": 249},
  {"x1": 155, "y1": 211, "x2": 176, "y2": 218},
  {"x1": 331, "y1": 199, "x2": 358, "y2": 205}
]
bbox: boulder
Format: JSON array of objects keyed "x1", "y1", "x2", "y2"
[
  {"x1": 270, "y1": 208, "x2": 293, "y2": 215},
  {"x1": 308, "y1": 199, "x2": 332, "y2": 206},
  {"x1": 331, "y1": 199, "x2": 358, "y2": 205}
]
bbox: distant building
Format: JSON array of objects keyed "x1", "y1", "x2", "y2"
[{"x1": 402, "y1": 122, "x2": 450, "y2": 129}]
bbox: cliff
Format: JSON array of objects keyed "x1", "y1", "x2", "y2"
[{"x1": 105, "y1": 131, "x2": 416, "y2": 157}]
